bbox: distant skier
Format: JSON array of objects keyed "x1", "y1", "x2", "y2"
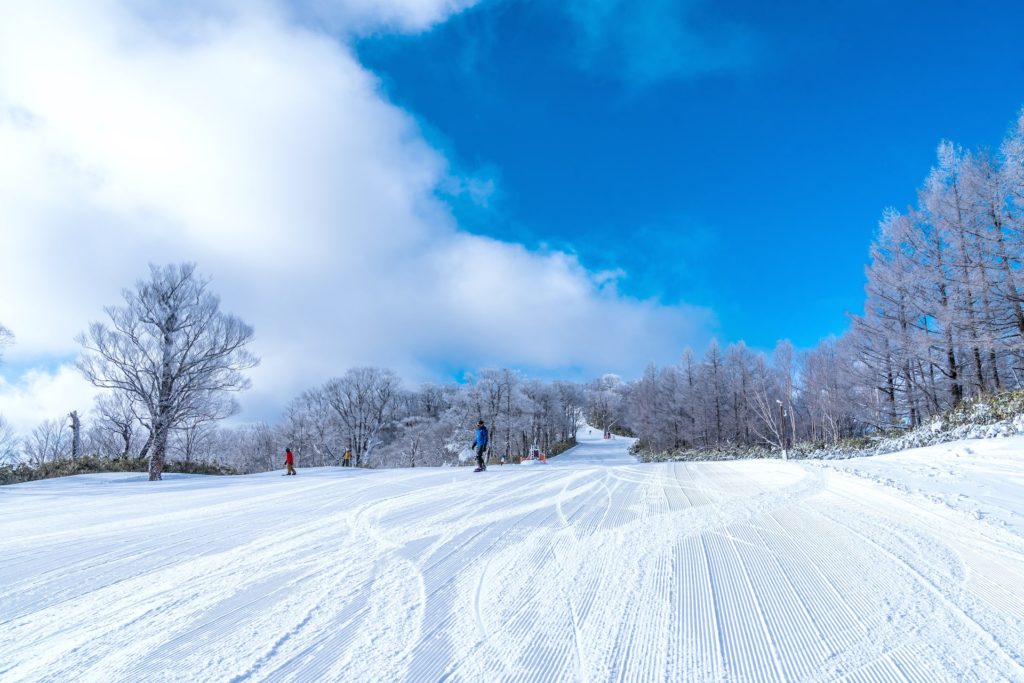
[
  {"x1": 285, "y1": 448, "x2": 296, "y2": 475},
  {"x1": 342, "y1": 449, "x2": 352, "y2": 467},
  {"x1": 471, "y1": 420, "x2": 488, "y2": 472}
]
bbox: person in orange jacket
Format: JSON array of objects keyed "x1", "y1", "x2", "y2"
[{"x1": 285, "y1": 448, "x2": 296, "y2": 475}]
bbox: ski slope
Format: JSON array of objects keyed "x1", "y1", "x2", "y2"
[{"x1": 2, "y1": 430, "x2": 1024, "y2": 682}]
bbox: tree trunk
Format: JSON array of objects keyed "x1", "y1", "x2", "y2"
[
  {"x1": 69, "y1": 410, "x2": 81, "y2": 460},
  {"x1": 138, "y1": 428, "x2": 154, "y2": 460},
  {"x1": 946, "y1": 333, "x2": 962, "y2": 407},
  {"x1": 148, "y1": 418, "x2": 170, "y2": 481}
]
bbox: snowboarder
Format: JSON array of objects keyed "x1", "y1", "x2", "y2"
[
  {"x1": 471, "y1": 420, "x2": 488, "y2": 472},
  {"x1": 285, "y1": 448, "x2": 296, "y2": 475}
]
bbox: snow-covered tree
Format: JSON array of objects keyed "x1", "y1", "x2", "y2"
[
  {"x1": 373, "y1": 414, "x2": 455, "y2": 468},
  {"x1": 323, "y1": 367, "x2": 401, "y2": 466},
  {"x1": 282, "y1": 387, "x2": 343, "y2": 467},
  {"x1": 77, "y1": 263, "x2": 258, "y2": 480},
  {"x1": 218, "y1": 422, "x2": 280, "y2": 473},
  {"x1": 0, "y1": 416, "x2": 19, "y2": 465},
  {"x1": 89, "y1": 391, "x2": 146, "y2": 459},
  {"x1": 585, "y1": 374, "x2": 625, "y2": 437},
  {"x1": 22, "y1": 418, "x2": 70, "y2": 466}
]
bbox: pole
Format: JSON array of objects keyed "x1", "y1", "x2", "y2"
[{"x1": 776, "y1": 400, "x2": 787, "y2": 461}]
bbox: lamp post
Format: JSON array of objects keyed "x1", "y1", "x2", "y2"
[{"x1": 775, "y1": 399, "x2": 788, "y2": 461}]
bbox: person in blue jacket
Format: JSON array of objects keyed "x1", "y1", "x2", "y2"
[{"x1": 471, "y1": 420, "x2": 489, "y2": 472}]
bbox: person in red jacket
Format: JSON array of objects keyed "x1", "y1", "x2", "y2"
[{"x1": 285, "y1": 448, "x2": 296, "y2": 475}]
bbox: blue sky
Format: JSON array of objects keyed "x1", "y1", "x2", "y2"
[{"x1": 355, "y1": 0, "x2": 1024, "y2": 350}]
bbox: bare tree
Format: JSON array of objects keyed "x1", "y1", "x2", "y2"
[
  {"x1": 77, "y1": 263, "x2": 258, "y2": 480},
  {"x1": 171, "y1": 416, "x2": 219, "y2": 463},
  {"x1": 554, "y1": 380, "x2": 585, "y2": 441},
  {"x1": 218, "y1": 422, "x2": 280, "y2": 473},
  {"x1": 91, "y1": 391, "x2": 146, "y2": 459},
  {"x1": 585, "y1": 374, "x2": 625, "y2": 437},
  {"x1": 0, "y1": 415, "x2": 20, "y2": 465},
  {"x1": 747, "y1": 356, "x2": 787, "y2": 449},
  {"x1": 283, "y1": 387, "x2": 341, "y2": 467},
  {"x1": 373, "y1": 415, "x2": 453, "y2": 468},
  {"x1": 323, "y1": 367, "x2": 401, "y2": 466},
  {"x1": 23, "y1": 418, "x2": 70, "y2": 466}
]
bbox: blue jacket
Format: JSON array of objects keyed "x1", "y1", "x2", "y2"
[{"x1": 474, "y1": 425, "x2": 489, "y2": 448}]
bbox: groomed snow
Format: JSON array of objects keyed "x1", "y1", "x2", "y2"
[{"x1": 2, "y1": 429, "x2": 1023, "y2": 681}]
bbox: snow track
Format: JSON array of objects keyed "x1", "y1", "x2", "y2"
[{"x1": 2, "y1": 431, "x2": 1023, "y2": 681}]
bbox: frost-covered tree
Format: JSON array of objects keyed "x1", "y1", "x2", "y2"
[
  {"x1": 772, "y1": 340, "x2": 798, "y2": 446},
  {"x1": 964, "y1": 148, "x2": 1024, "y2": 378},
  {"x1": 90, "y1": 391, "x2": 146, "y2": 459},
  {"x1": 585, "y1": 374, "x2": 625, "y2": 436},
  {"x1": 0, "y1": 416, "x2": 19, "y2": 465},
  {"x1": 554, "y1": 380, "x2": 585, "y2": 441},
  {"x1": 923, "y1": 143, "x2": 995, "y2": 395},
  {"x1": 23, "y1": 418, "x2": 70, "y2": 466},
  {"x1": 77, "y1": 263, "x2": 258, "y2": 480},
  {"x1": 283, "y1": 387, "x2": 343, "y2": 467},
  {"x1": 218, "y1": 422, "x2": 280, "y2": 473},
  {"x1": 170, "y1": 416, "x2": 219, "y2": 463},
  {"x1": 801, "y1": 338, "x2": 857, "y2": 443},
  {"x1": 521, "y1": 379, "x2": 564, "y2": 455},
  {"x1": 695, "y1": 341, "x2": 726, "y2": 445},
  {"x1": 323, "y1": 367, "x2": 401, "y2": 466},
  {"x1": 746, "y1": 354, "x2": 787, "y2": 449},
  {"x1": 373, "y1": 414, "x2": 455, "y2": 468}
]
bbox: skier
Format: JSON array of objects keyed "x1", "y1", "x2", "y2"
[
  {"x1": 285, "y1": 448, "x2": 296, "y2": 475},
  {"x1": 471, "y1": 420, "x2": 488, "y2": 472},
  {"x1": 342, "y1": 449, "x2": 352, "y2": 467}
]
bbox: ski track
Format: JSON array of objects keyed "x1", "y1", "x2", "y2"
[{"x1": 3, "y1": 432, "x2": 1024, "y2": 682}]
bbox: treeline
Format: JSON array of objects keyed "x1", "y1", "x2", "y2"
[
  {"x1": 279, "y1": 368, "x2": 584, "y2": 470},
  {"x1": 849, "y1": 125, "x2": 1024, "y2": 429},
  {"x1": 0, "y1": 368, "x2": 591, "y2": 474},
  {"x1": 617, "y1": 110, "x2": 1024, "y2": 454}
]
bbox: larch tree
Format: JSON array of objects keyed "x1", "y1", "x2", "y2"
[{"x1": 77, "y1": 263, "x2": 258, "y2": 480}]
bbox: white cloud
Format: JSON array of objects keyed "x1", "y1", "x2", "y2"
[
  {"x1": 564, "y1": 0, "x2": 758, "y2": 84},
  {"x1": 289, "y1": 0, "x2": 481, "y2": 34},
  {"x1": 0, "y1": 365, "x2": 99, "y2": 435},
  {"x1": 0, "y1": 0, "x2": 714, "y2": 430}
]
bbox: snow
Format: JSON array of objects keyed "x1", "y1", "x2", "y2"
[
  {"x1": 813, "y1": 437, "x2": 1024, "y2": 537},
  {"x1": 2, "y1": 429, "x2": 1024, "y2": 681}
]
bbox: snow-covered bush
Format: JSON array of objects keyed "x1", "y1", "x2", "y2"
[
  {"x1": 636, "y1": 389, "x2": 1024, "y2": 462},
  {"x1": 807, "y1": 389, "x2": 1024, "y2": 460}
]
